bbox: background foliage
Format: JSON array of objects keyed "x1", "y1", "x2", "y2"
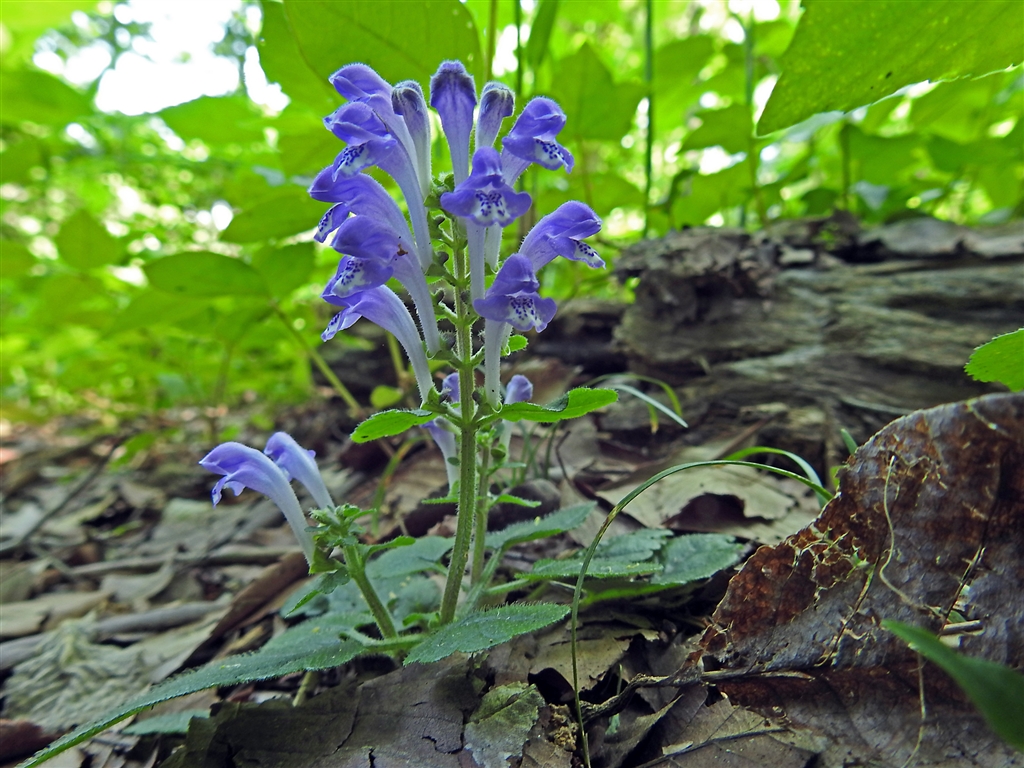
[{"x1": 2, "y1": 0, "x2": 1021, "y2": 422}]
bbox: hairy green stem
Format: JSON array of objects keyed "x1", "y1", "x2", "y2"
[
  {"x1": 439, "y1": 243, "x2": 479, "y2": 624},
  {"x1": 344, "y1": 543, "x2": 397, "y2": 639}
]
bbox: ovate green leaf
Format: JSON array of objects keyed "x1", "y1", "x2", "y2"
[
  {"x1": 682, "y1": 104, "x2": 752, "y2": 155},
  {"x1": 499, "y1": 387, "x2": 617, "y2": 423},
  {"x1": 0, "y1": 70, "x2": 91, "y2": 126},
  {"x1": 485, "y1": 503, "x2": 595, "y2": 552},
  {"x1": 258, "y1": 0, "x2": 337, "y2": 110},
  {"x1": 884, "y1": 620, "x2": 1024, "y2": 750},
  {"x1": 759, "y1": 0, "x2": 1024, "y2": 134},
  {"x1": 351, "y1": 408, "x2": 436, "y2": 442},
  {"x1": 284, "y1": 0, "x2": 483, "y2": 85},
  {"x1": 0, "y1": 240, "x2": 35, "y2": 279},
  {"x1": 145, "y1": 252, "x2": 269, "y2": 298},
  {"x1": 159, "y1": 95, "x2": 266, "y2": 145},
  {"x1": 404, "y1": 603, "x2": 569, "y2": 664},
  {"x1": 250, "y1": 242, "x2": 315, "y2": 299},
  {"x1": 55, "y1": 210, "x2": 122, "y2": 270},
  {"x1": 965, "y1": 329, "x2": 1024, "y2": 391}
]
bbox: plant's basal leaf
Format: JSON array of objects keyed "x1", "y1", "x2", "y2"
[
  {"x1": 367, "y1": 536, "x2": 453, "y2": 578},
  {"x1": 965, "y1": 329, "x2": 1024, "y2": 392},
  {"x1": 884, "y1": 621, "x2": 1024, "y2": 750},
  {"x1": 122, "y1": 710, "x2": 209, "y2": 736},
  {"x1": 759, "y1": 0, "x2": 1024, "y2": 134},
  {"x1": 159, "y1": 95, "x2": 266, "y2": 145},
  {"x1": 500, "y1": 387, "x2": 617, "y2": 423},
  {"x1": 145, "y1": 252, "x2": 268, "y2": 298},
  {"x1": 485, "y1": 503, "x2": 595, "y2": 552},
  {"x1": 548, "y1": 42, "x2": 646, "y2": 142},
  {"x1": 527, "y1": 558, "x2": 662, "y2": 580},
  {"x1": 652, "y1": 533, "x2": 745, "y2": 585},
  {"x1": 284, "y1": 0, "x2": 483, "y2": 86},
  {"x1": 351, "y1": 408, "x2": 436, "y2": 442},
  {"x1": 18, "y1": 617, "x2": 364, "y2": 768},
  {"x1": 405, "y1": 603, "x2": 569, "y2": 664},
  {"x1": 55, "y1": 210, "x2": 122, "y2": 270},
  {"x1": 221, "y1": 189, "x2": 322, "y2": 243}
]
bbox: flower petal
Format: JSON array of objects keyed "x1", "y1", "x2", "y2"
[
  {"x1": 476, "y1": 81, "x2": 515, "y2": 150},
  {"x1": 264, "y1": 432, "x2": 334, "y2": 511},
  {"x1": 430, "y1": 60, "x2": 477, "y2": 184}
]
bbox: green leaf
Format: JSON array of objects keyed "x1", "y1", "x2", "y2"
[
  {"x1": 653, "y1": 36, "x2": 715, "y2": 102},
  {"x1": 485, "y1": 503, "x2": 595, "y2": 552},
  {"x1": 220, "y1": 189, "x2": 322, "y2": 243},
  {"x1": 404, "y1": 603, "x2": 569, "y2": 664},
  {"x1": 671, "y1": 162, "x2": 750, "y2": 226},
  {"x1": 18, "y1": 617, "x2": 364, "y2": 768},
  {"x1": 883, "y1": 620, "x2": 1024, "y2": 750},
  {"x1": 250, "y1": 242, "x2": 315, "y2": 299},
  {"x1": 159, "y1": 95, "x2": 266, "y2": 145},
  {"x1": 652, "y1": 534, "x2": 745, "y2": 585},
  {"x1": 122, "y1": 710, "x2": 209, "y2": 736},
  {"x1": 965, "y1": 329, "x2": 1024, "y2": 391},
  {"x1": 0, "y1": 70, "x2": 91, "y2": 126},
  {"x1": 258, "y1": 1, "x2": 337, "y2": 110},
  {"x1": 109, "y1": 290, "x2": 205, "y2": 334},
  {"x1": 499, "y1": 387, "x2": 617, "y2": 424},
  {"x1": 277, "y1": 119, "x2": 339, "y2": 177},
  {"x1": 759, "y1": 0, "x2": 1024, "y2": 134},
  {"x1": 506, "y1": 334, "x2": 528, "y2": 354},
  {"x1": 145, "y1": 252, "x2": 269, "y2": 298},
  {"x1": 0, "y1": 239, "x2": 35, "y2": 279},
  {"x1": 548, "y1": 43, "x2": 646, "y2": 142},
  {"x1": 0, "y1": 137, "x2": 42, "y2": 184},
  {"x1": 351, "y1": 408, "x2": 436, "y2": 442},
  {"x1": 55, "y1": 210, "x2": 122, "y2": 270},
  {"x1": 370, "y1": 385, "x2": 404, "y2": 409},
  {"x1": 527, "y1": 557, "x2": 662, "y2": 581},
  {"x1": 366, "y1": 536, "x2": 453, "y2": 578},
  {"x1": 682, "y1": 104, "x2": 752, "y2": 155},
  {"x1": 525, "y1": 0, "x2": 560, "y2": 70},
  {"x1": 283, "y1": 0, "x2": 484, "y2": 86}
]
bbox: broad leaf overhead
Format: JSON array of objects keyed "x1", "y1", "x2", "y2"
[{"x1": 759, "y1": 0, "x2": 1024, "y2": 134}]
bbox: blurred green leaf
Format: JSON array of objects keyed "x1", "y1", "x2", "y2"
[
  {"x1": 0, "y1": 137, "x2": 43, "y2": 184},
  {"x1": 846, "y1": 125, "x2": 921, "y2": 185},
  {"x1": 0, "y1": 240, "x2": 35, "y2": 278},
  {"x1": 250, "y1": 241, "x2": 315, "y2": 299},
  {"x1": 0, "y1": 69, "x2": 91, "y2": 126},
  {"x1": 526, "y1": 0, "x2": 560, "y2": 70},
  {"x1": 672, "y1": 162, "x2": 750, "y2": 226},
  {"x1": 109, "y1": 289, "x2": 206, "y2": 334},
  {"x1": 221, "y1": 188, "x2": 322, "y2": 243},
  {"x1": 884, "y1": 620, "x2": 1024, "y2": 750},
  {"x1": 159, "y1": 95, "x2": 266, "y2": 145},
  {"x1": 652, "y1": 36, "x2": 715, "y2": 101},
  {"x1": 0, "y1": 2, "x2": 96, "y2": 65},
  {"x1": 682, "y1": 104, "x2": 752, "y2": 154},
  {"x1": 965, "y1": 328, "x2": 1024, "y2": 391},
  {"x1": 145, "y1": 252, "x2": 269, "y2": 298},
  {"x1": 760, "y1": 0, "x2": 1024, "y2": 134},
  {"x1": 283, "y1": 0, "x2": 483, "y2": 86},
  {"x1": 55, "y1": 210, "x2": 122, "y2": 269},
  {"x1": 548, "y1": 42, "x2": 646, "y2": 142}
]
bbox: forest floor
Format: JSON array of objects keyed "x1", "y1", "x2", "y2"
[{"x1": 1, "y1": 215, "x2": 1022, "y2": 768}]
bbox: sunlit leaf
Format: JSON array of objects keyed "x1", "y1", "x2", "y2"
[
  {"x1": 499, "y1": 387, "x2": 617, "y2": 423},
  {"x1": 682, "y1": 104, "x2": 752, "y2": 155},
  {"x1": 55, "y1": 210, "x2": 122, "y2": 270},
  {"x1": 250, "y1": 242, "x2": 315, "y2": 299},
  {"x1": 351, "y1": 408, "x2": 436, "y2": 442},
  {"x1": 0, "y1": 70, "x2": 91, "y2": 126},
  {"x1": 159, "y1": 95, "x2": 266, "y2": 145},
  {"x1": 965, "y1": 329, "x2": 1024, "y2": 391},
  {"x1": 759, "y1": 0, "x2": 1024, "y2": 134},
  {"x1": 220, "y1": 189, "x2": 322, "y2": 243}
]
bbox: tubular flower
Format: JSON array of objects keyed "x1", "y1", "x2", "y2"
[
  {"x1": 264, "y1": 432, "x2": 335, "y2": 511},
  {"x1": 442, "y1": 147, "x2": 533, "y2": 301},
  {"x1": 504, "y1": 374, "x2": 533, "y2": 405},
  {"x1": 519, "y1": 201, "x2": 604, "y2": 271},
  {"x1": 199, "y1": 442, "x2": 314, "y2": 563},
  {"x1": 322, "y1": 285, "x2": 434, "y2": 404},
  {"x1": 325, "y1": 216, "x2": 440, "y2": 353},
  {"x1": 501, "y1": 97, "x2": 574, "y2": 184},
  {"x1": 430, "y1": 60, "x2": 477, "y2": 185},
  {"x1": 474, "y1": 254, "x2": 556, "y2": 405},
  {"x1": 423, "y1": 418, "x2": 459, "y2": 490},
  {"x1": 392, "y1": 80, "x2": 432, "y2": 198},
  {"x1": 308, "y1": 173, "x2": 414, "y2": 247},
  {"x1": 475, "y1": 81, "x2": 515, "y2": 151}
]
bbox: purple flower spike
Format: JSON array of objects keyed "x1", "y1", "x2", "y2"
[
  {"x1": 308, "y1": 173, "x2": 414, "y2": 246},
  {"x1": 322, "y1": 285, "x2": 434, "y2": 404},
  {"x1": 200, "y1": 443, "x2": 314, "y2": 563},
  {"x1": 501, "y1": 97, "x2": 574, "y2": 184},
  {"x1": 430, "y1": 60, "x2": 477, "y2": 184},
  {"x1": 504, "y1": 374, "x2": 533, "y2": 405},
  {"x1": 264, "y1": 432, "x2": 335, "y2": 511},
  {"x1": 473, "y1": 253, "x2": 556, "y2": 332},
  {"x1": 329, "y1": 63, "x2": 392, "y2": 102},
  {"x1": 441, "y1": 147, "x2": 533, "y2": 227},
  {"x1": 393, "y1": 80, "x2": 432, "y2": 198},
  {"x1": 519, "y1": 201, "x2": 604, "y2": 271},
  {"x1": 323, "y1": 102, "x2": 398, "y2": 178},
  {"x1": 476, "y1": 82, "x2": 514, "y2": 150}
]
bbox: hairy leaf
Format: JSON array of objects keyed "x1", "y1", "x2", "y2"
[
  {"x1": 351, "y1": 408, "x2": 436, "y2": 442},
  {"x1": 652, "y1": 533, "x2": 745, "y2": 585},
  {"x1": 499, "y1": 387, "x2": 617, "y2": 423},
  {"x1": 404, "y1": 603, "x2": 570, "y2": 664},
  {"x1": 484, "y1": 503, "x2": 595, "y2": 552}
]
